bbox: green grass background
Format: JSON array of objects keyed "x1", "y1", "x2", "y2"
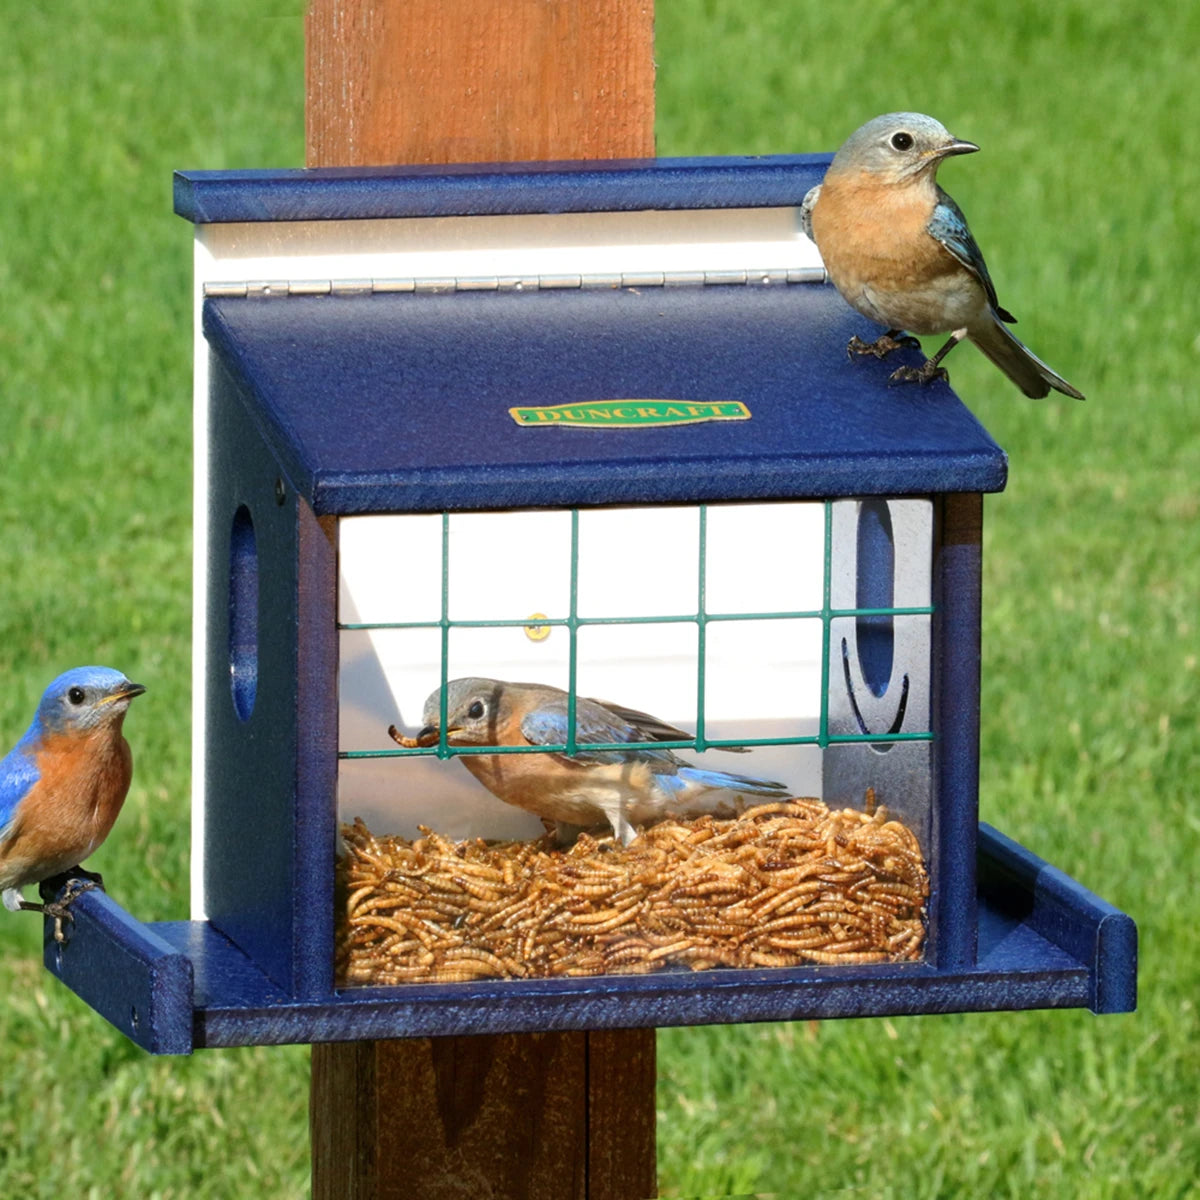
[{"x1": 0, "y1": 1, "x2": 1194, "y2": 1195}]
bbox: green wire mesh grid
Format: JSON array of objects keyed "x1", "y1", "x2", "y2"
[{"x1": 339, "y1": 502, "x2": 934, "y2": 762}]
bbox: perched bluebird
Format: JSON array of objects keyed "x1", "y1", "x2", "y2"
[
  {"x1": 801, "y1": 112, "x2": 1083, "y2": 399},
  {"x1": 391, "y1": 676, "x2": 791, "y2": 846},
  {"x1": 0, "y1": 667, "x2": 145, "y2": 938}
]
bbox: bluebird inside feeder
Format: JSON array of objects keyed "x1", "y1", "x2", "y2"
[{"x1": 37, "y1": 157, "x2": 1133, "y2": 1054}]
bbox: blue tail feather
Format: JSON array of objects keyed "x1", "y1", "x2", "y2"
[{"x1": 676, "y1": 766, "x2": 790, "y2": 797}]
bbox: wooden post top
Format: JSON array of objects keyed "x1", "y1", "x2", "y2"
[{"x1": 305, "y1": 0, "x2": 655, "y2": 167}]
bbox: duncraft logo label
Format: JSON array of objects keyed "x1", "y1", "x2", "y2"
[{"x1": 509, "y1": 399, "x2": 751, "y2": 429}]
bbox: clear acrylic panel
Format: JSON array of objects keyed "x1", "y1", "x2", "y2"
[{"x1": 335, "y1": 499, "x2": 935, "y2": 987}]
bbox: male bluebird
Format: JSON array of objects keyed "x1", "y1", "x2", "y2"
[
  {"x1": 391, "y1": 676, "x2": 791, "y2": 846},
  {"x1": 0, "y1": 666, "x2": 145, "y2": 938},
  {"x1": 801, "y1": 112, "x2": 1084, "y2": 399}
]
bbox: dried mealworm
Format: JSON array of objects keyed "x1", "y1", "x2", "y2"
[{"x1": 337, "y1": 795, "x2": 928, "y2": 985}]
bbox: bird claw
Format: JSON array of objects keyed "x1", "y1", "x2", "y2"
[
  {"x1": 847, "y1": 332, "x2": 921, "y2": 360},
  {"x1": 888, "y1": 361, "x2": 950, "y2": 387},
  {"x1": 35, "y1": 871, "x2": 106, "y2": 944}
]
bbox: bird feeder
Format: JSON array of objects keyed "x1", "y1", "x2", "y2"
[{"x1": 43, "y1": 156, "x2": 1135, "y2": 1053}]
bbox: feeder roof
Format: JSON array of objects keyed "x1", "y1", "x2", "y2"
[
  {"x1": 185, "y1": 158, "x2": 1006, "y2": 515},
  {"x1": 204, "y1": 283, "x2": 1007, "y2": 515}
]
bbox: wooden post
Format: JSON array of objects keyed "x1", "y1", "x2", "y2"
[
  {"x1": 307, "y1": 2, "x2": 658, "y2": 1196},
  {"x1": 312, "y1": 1032, "x2": 657, "y2": 1200},
  {"x1": 305, "y1": 0, "x2": 655, "y2": 166}
]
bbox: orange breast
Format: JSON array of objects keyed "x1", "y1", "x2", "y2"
[
  {"x1": 812, "y1": 171, "x2": 953, "y2": 291},
  {"x1": 16, "y1": 730, "x2": 134, "y2": 875}
]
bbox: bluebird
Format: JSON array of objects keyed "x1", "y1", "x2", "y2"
[
  {"x1": 801, "y1": 112, "x2": 1083, "y2": 399},
  {"x1": 0, "y1": 667, "x2": 145, "y2": 939},
  {"x1": 390, "y1": 676, "x2": 791, "y2": 846}
]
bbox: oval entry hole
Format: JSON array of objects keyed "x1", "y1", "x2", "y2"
[
  {"x1": 856, "y1": 499, "x2": 895, "y2": 698},
  {"x1": 229, "y1": 504, "x2": 259, "y2": 721}
]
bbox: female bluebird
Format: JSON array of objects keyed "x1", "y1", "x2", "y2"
[
  {"x1": 0, "y1": 666, "x2": 145, "y2": 937},
  {"x1": 391, "y1": 676, "x2": 791, "y2": 846},
  {"x1": 802, "y1": 112, "x2": 1083, "y2": 399}
]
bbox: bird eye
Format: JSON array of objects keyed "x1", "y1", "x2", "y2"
[
  {"x1": 67, "y1": 686, "x2": 86, "y2": 705},
  {"x1": 890, "y1": 131, "x2": 914, "y2": 151},
  {"x1": 467, "y1": 700, "x2": 485, "y2": 720}
]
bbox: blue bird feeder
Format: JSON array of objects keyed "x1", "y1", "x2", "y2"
[{"x1": 42, "y1": 156, "x2": 1135, "y2": 1053}]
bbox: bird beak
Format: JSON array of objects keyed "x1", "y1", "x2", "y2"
[
  {"x1": 99, "y1": 681, "x2": 146, "y2": 705},
  {"x1": 934, "y1": 138, "x2": 979, "y2": 160}
]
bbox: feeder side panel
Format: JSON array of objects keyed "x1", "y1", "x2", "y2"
[
  {"x1": 929, "y1": 492, "x2": 983, "y2": 970},
  {"x1": 293, "y1": 502, "x2": 339, "y2": 999},
  {"x1": 205, "y1": 355, "x2": 302, "y2": 994}
]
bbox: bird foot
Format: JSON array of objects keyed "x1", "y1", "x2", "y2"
[
  {"x1": 33, "y1": 870, "x2": 106, "y2": 944},
  {"x1": 847, "y1": 332, "x2": 921, "y2": 360},
  {"x1": 888, "y1": 360, "x2": 950, "y2": 387}
]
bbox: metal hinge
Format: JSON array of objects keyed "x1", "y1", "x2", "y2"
[{"x1": 203, "y1": 266, "x2": 827, "y2": 298}]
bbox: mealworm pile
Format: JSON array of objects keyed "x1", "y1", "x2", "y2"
[
  {"x1": 337, "y1": 797, "x2": 927, "y2": 985},
  {"x1": 338, "y1": 796, "x2": 926, "y2": 984}
]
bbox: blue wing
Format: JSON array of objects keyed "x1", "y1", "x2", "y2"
[
  {"x1": 588, "y1": 699, "x2": 697, "y2": 745},
  {"x1": 520, "y1": 697, "x2": 678, "y2": 766},
  {"x1": 0, "y1": 733, "x2": 40, "y2": 844},
  {"x1": 927, "y1": 191, "x2": 1015, "y2": 323}
]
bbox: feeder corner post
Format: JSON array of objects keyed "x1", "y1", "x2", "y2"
[{"x1": 306, "y1": 1, "x2": 658, "y2": 1196}]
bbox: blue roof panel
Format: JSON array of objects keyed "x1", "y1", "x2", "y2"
[
  {"x1": 176, "y1": 155, "x2": 831, "y2": 223},
  {"x1": 204, "y1": 283, "x2": 1008, "y2": 514}
]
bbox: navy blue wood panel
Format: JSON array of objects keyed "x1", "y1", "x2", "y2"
[
  {"x1": 42, "y1": 826, "x2": 1134, "y2": 1053},
  {"x1": 203, "y1": 285, "x2": 1008, "y2": 517},
  {"x1": 174, "y1": 155, "x2": 832, "y2": 224},
  {"x1": 978, "y1": 823, "x2": 1137, "y2": 1014},
  {"x1": 41, "y1": 887, "x2": 194, "y2": 1055},
  {"x1": 205, "y1": 357, "x2": 326, "y2": 996},
  {"x1": 292, "y1": 499, "x2": 339, "y2": 1000},
  {"x1": 929, "y1": 493, "x2": 984, "y2": 970}
]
